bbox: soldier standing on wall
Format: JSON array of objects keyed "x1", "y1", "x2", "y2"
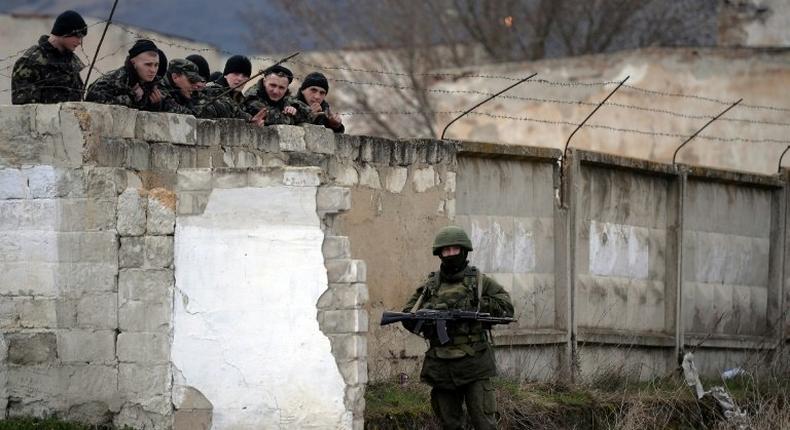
[
  {"x1": 11, "y1": 10, "x2": 88, "y2": 104},
  {"x1": 402, "y1": 226, "x2": 515, "y2": 430}
]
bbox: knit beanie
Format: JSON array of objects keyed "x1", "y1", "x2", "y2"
[
  {"x1": 223, "y1": 55, "x2": 252, "y2": 77},
  {"x1": 299, "y1": 72, "x2": 329, "y2": 93},
  {"x1": 128, "y1": 39, "x2": 159, "y2": 58},
  {"x1": 51, "y1": 10, "x2": 88, "y2": 37},
  {"x1": 263, "y1": 64, "x2": 294, "y2": 83},
  {"x1": 186, "y1": 54, "x2": 211, "y2": 81}
]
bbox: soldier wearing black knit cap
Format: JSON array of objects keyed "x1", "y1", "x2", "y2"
[
  {"x1": 243, "y1": 64, "x2": 310, "y2": 126},
  {"x1": 185, "y1": 54, "x2": 212, "y2": 85},
  {"x1": 297, "y1": 72, "x2": 345, "y2": 133},
  {"x1": 194, "y1": 55, "x2": 263, "y2": 123},
  {"x1": 12, "y1": 10, "x2": 88, "y2": 104},
  {"x1": 85, "y1": 39, "x2": 177, "y2": 112}
]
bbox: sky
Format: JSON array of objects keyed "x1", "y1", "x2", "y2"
[{"x1": 0, "y1": 0, "x2": 284, "y2": 54}]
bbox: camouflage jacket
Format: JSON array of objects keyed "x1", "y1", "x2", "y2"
[
  {"x1": 242, "y1": 83, "x2": 310, "y2": 126},
  {"x1": 296, "y1": 94, "x2": 345, "y2": 133},
  {"x1": 193, "y1": 77, "x2": 251, "y2": 120},
  {"x1": 403, "y1": 265, "x2": 514, "y2": 387},
  {"x1": 85, "y1": 65, "x2": 174, "y2": 112},
  {"x1": 12, "y1": 35, "x2": 85, "y2": 104},
  {"x1": 159, "y1": 75, "x2": 199, "y2": 116}
]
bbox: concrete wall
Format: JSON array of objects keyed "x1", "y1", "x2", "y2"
[
  {"x1": 0, "y1": 103, "x2": 370, "y2": 429},
  {"x1": 432, "y1": 47, "x2": 790, "y2": 176},
  {"x1": 0, "y1": 101, "x2": 788, "y2": 427},
  {"x1": 450, "y1": 145, "x2": 787, "y2": 383}
]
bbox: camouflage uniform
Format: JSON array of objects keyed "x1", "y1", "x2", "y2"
[
  {"x1": 242, "y1": 82, "x2": 310, "y2": 125},
  {"x1": 297, "y1": 93, "x2": 345, "y2": 133},
  {"x1": 85, "y1": 64, "x2": 176, "y2": 112},
  {"x1": 194, "y1": 77, "x2": 251, "y2": 121},
  {"x1": 159, "y1": 59, "x2": 206, "y2": 116},
  {"x1": 403, "y1": 226, "x2": 514, "y2": 430},
  {"x1": 11, "y1": 35, "x2": 84, "y2": 104},
  {"x1": 158, "y1": 74, "x2": 198, "y2": 115}
]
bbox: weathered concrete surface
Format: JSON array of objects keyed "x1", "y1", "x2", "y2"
[
  {"x1": 1, "y1": 101, "x2": 788, "y2": 426},
  {"x1": 432, "y1": 47, "x2": 790, "y2": 175},
  {"x1": 683, "y1": 180, "x2": 773, "y2": 336},
  {"x1": 455, "y1": 156, "x2": 557, "y2": 331},
  {"x1": 578, "y1": 166, "x2": 670, "y2": 332},
  {"x1": 173, "y1": 176, "x2": 350, "y2": 428}
]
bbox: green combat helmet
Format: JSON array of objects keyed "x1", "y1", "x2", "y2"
[{"x1": 432, "y1": 225, "x2": 473, "y2": 255}]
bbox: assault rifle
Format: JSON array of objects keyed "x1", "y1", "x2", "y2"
[{"x1": 380, "y1": 310, "x2": 515, "y2": 345}]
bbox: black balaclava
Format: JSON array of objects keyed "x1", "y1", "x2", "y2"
[{"x1": 440, "y1": 249, "x2": 468, "y2": 278}]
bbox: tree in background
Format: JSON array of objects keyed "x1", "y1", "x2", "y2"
[{"x1": 244, "y1": 0, "x2": 717, "y2": 138}]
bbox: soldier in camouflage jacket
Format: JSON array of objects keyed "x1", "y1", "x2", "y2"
[
  {"x1": 402, "y1": 226, "x2": 514, "y2": 430},
  {"x1": 85, "y1": 39, "x2": 176, "y2": 112},
  {"x1": 297, "y1": 72, "x2": 345, "y2": 133},
  {"x1": 191, "y1": 56, "x2": 254, "y2": 121},
  {"x1": 159, "y1": 59, "x2": 206, "y2": 116},
  {"x1": 11, "y1": 10, "x2": 88, "y2": 104},
  {"x1": 243, "y1": 64, "x2": 310, "y2": 126}
]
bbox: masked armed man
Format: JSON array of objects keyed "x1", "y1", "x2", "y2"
[
  {"x1": 402, "y1": 226, "x2": 514, "y2": 430},
  {"x1": 12, "y1": 10, "x2": 88, "y2": 104}
]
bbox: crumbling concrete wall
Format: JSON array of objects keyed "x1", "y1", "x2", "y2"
[
  {"x1": 0, "y1": 103, "x2": 370, "y2": 429},
  {"x1": 0, "y1": 101, "x2": 788, "y2": 428}
]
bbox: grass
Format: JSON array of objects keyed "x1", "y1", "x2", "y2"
[
  {"x1": 365, "y1": 370, "x2": 790, "y2": 429},
  {"x1": 0, "y1": 418, "x2": 126, "y2": 430}
]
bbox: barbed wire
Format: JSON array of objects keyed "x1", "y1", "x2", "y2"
[
  {"x1": 0, "y1": 20, "x2": 108, "y2": 64},
  {"x1": 337, "y1": 110, "x2": 790, "y2": 145},
  {"x1": 4, "y1": 21, "x2": 790, "y2": 148}
]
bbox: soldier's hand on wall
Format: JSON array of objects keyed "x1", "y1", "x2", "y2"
[
  {"x1": 327, "y1": 112, "x2": 343, "y2": 128},
  {"x1": 132, "y1": 84, "x2": 144, "y2": 102},
  {"x1": 283, "y1": 106, "x2": 297, "y2": 116}
]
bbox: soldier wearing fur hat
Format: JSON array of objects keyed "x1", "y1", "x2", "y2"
[
  {"x1": 297, "y1": 72, "x2": 345, "y2": 133},
  {"x1": 402, "y1": 226, "x2": 514, "y2": 430},
  {"x1": 243, "y1": 64, "x2": 310, "y2": 126},
  {"x1": 12, "y1": 10, "x2": 88, "y2": 104},
  {"x1": 85, "y1": 39, "x2": 173, "y2": 112}
]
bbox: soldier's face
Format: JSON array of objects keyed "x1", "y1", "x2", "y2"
[
  {"x1": 130, "y1": 52, "x2": 160, "y2": 82},
  {"x1": 172, "y1": 73, "x2": 193, "y2": 97},
  {"x1": 263, "y1": 74, "x2": 289, "y2": 101},
  {"x1": 302, "y1": 86, "x2": 327, "y2": 105},
  {"x1": 62, "y1": 35, "x2": 83, "y2": 52},
  {"x1": 225, "y1": 73, "x2": 248, "y2": 90},
  {"x1": 440, "y1": 246, "x2": 462, "y2": 257}
]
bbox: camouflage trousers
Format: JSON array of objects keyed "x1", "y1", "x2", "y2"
[{"x1": 430, "y1": 378, "x2": 497, "y2": 430}]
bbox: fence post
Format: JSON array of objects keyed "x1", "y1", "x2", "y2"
[
  {"x1": 555, "y1": 149, "x2": 581, "y2": 383},
  {"x1": 666, "y1": 167, "x2": 687, "y2": 364}
]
